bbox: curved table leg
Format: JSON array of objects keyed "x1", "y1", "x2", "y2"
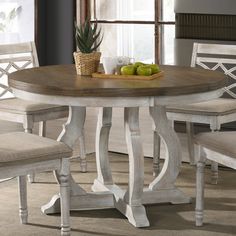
[
  {"x1": 42, "y1": 106, "x2": 86, "y2": 213},
  {"x1": 153, "y1": 131, "x2": 161, "y2": 177},
  {"x1": 57, "y1": 106, "x2": 88, "y2": 197},
  {"x1": 123, "y1": 107, "x2": 149, "y2": 227},
  {"x1": 142, "y1": 106, "x2": 191, "y2": 204},
  {"x1": 92, "y1": 107, "x2": 113, "y2": 189},
  {"x1": 92, "y1": 107, "x2": 149, "y2": 227},
  {"x1": 42, "y1": 106, "x2": 114, "y2": 214},
  {"x1": 42, "y1": 105, "x2": 190, "y2": 224}
]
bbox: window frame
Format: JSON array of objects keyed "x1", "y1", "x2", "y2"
[{"x1": 76, "y1": 0, "x2": 175, "y2": 64}]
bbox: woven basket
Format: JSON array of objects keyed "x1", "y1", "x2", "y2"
[{"x1": 74, "y1": 51, "x2": 101, "y2": 75}]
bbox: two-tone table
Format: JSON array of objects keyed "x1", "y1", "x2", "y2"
[{"x1": 9, "y1": 64, "x2": 226, "y2": 227}]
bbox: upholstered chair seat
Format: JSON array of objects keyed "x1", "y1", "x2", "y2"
[
  {"x1": 194, "y1": 131, "x2": 236, "y2": 227},
  {"x1": 0, "y1": 42, "x2": 87, "y2": 183},
  {"x1": 154, "y1": 43, "x2": 236, "y2": 185},
  {"x1": 0, "y1": 97, "x2": 68, "y2": 115},
  {"x1": 0, "y1": 132, "x2": 72, "y2": 235},
  {"x1": 0, "y1": 132, "x2": 72, "y2": 163},
  {"x1": 167, "y1": 98, "x2": 236, "y2": 116}
]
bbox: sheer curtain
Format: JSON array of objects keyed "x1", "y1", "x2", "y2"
[
  {"x1": 94, "y1": 0, "x2": 155, "y2": 63},
  {"x1": 0, "y1": 0, "x2": 34, "y2": 44}
]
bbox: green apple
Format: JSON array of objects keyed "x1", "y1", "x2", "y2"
[
  {"x1": 133, "y1": 62, "x2": 145, "y2": 70},
  {"x1": 136, "y1": 65, "x2": 152, "y2": 76},
  {"x1": 147, "y1": 64, "x2": 160, "y2": 74},
  {"x1": 121, "y1": 65, "x2": 136, "y2": 75}
]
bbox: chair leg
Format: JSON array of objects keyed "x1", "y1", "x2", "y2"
[
  {"x1": 153, "y1": 132, "x2": 161, "y2": 177},
  {"x1": 18, "y1": 176, "x2": 28, "y2": 224},
  {"x1": 78, "y1": 134, "x2": 87, "y2": 173},
  {"x1": 39, "y1": 121, "x2": 46, "y2": 137},
  {"x1": 211, "y1": 161, "x2": 218, "y2": 184},
  {"x1": 210, "y1": 127, "x2": 219, "y2": 185},
  {"x1": 58, "y1": 158, "x2": 71, "y2": 236},
  {"x1": 23, "y1": 118, "x2": 36, "y2": 183},
  {"x1": 186, "y1": 122, "x2": 195, "y2": 165},
  {"x1": 195, "y1": 159, "x2": 205, "y2": 226}
]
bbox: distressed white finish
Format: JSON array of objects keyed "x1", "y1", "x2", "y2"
[
  {"x1": 166, "y1": 43, "x2": 236, "y2": 183},
  {"x1": 0, "y1": 42, "x2": 86, "y2": 181},
  {"x1": 195, "y1": 135, "x2": 236, "y2": 227},
  {"x1": 0, "y1": 149, "x2": 71, "y2": 235},
  {"x1": 58, "y1": 158, "x2": 71, "y2": 236},
  {"x1": 123, "y1": 107, "x2": 148, "y2": 226},
  {"x1": 92, "y1": 107, "x2": 149, "y2": 227},
  {"x1": 14, "y1": 87, "x2": 223, "y2": 226},
  {"x1": 95, "y1": 107, "x2": 113, "y2": 185},
  {"x1": 18, "y1": 176, "x2": 28, "y2": 224},
  {"x1": 195, "y1": 150, "x2": 205, "y2": 227},
  {"x1": 13, "y1": 88, "x2": 223, "y2": 108},
  {"x1": 149, "y1": 106, "x2": 181, "y2": 190},
  {"x1": 13, "y1": 83, "x2": 224, "y2": 227}
]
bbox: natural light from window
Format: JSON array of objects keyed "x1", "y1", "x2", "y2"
[
  {"x1": 94, "y1": 0, "x2": 175, "y2": 64},
  {"x1": 0, "y1": 0, "x2": 34, "y2": 44}
]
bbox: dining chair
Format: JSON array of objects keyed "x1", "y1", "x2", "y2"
[
  {"x1": 153, "y1": 43, "x2": 236, "y2": 183},
  {"x1": 0, "y1": 42, "x2": 87, "y2": 182},
  {"x1": 194, "y1": 131, "x2": 236, "y2": 226},
  {"x1": 0, "y1": 132, "x2": 72, "y2": 235}
]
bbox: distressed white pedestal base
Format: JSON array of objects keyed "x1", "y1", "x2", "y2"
[
  {"x1": 42, "y1": 180, "x2": 190, "y2": 227},
  {"x1": 42, "y1": 105, "x2": 191, "y2": 228},
  {"x1": 12, "y1": 75, "x2": 223, "y2": 228}
]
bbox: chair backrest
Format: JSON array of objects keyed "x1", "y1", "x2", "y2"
[
  {"x1": 0, "y1": 42, "x2": 39, "y2": 99},
  {"x1": 191, "y1": 43, "x2": 236, "y2": 98}
]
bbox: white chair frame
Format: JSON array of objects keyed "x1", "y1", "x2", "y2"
[
  {"x1": 153, "y1": 43, "x2": 236, "y2": 183},
  {"x1": 0, "y1": 42, "x2": 87, "y2": 181},
  {"x1": 195, "y1": 140, "x2": 236, "y2": 226},
  {"x1": 0, "y1": 157, "x2": 70, "y2": 235}
]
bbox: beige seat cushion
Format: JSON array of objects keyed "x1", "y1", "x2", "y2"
[
  {"x1": 0, "y1": 132, "x2": 72, "y2": 163},
  {"x1": 167, "y1": 98, "x2": 236, "y2": 116},
  {"x1": 195, "y1": 131, "x2": 236, "y2": 159},
  {"x1": 0, "y1": 98, "x2": 68, "y2": 115}
]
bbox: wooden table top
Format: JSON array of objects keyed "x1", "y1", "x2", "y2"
[{"x1": 9, "y1": 64, "x2": 227, "y2": 97}]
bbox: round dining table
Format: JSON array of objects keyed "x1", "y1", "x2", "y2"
[{"x1": 9, "y1": 64, "x2": 227, "y2": 227}]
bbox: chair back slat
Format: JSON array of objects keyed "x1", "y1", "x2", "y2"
[
  {"x1": 0, "y1": 56, "x2": 35, "y2": 64},
  {"x1": 191, "y1": 43, "x2": 236, "y2": 98},
  {"x1": 0, "y1": 42, "x2": 32, "y2": 55},
  {"x1": 195, "y1": 43, "x2": 236, "y2": 56},
  {"x1": 196, "y1": 57, "x2": 236, "y2": 65},
  {"x1": 0, "y1": 42, "x2": 38, "y2": 99}
]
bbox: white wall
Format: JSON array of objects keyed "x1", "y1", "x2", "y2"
[
  {"x1": 174, "y1": 0, "x2": 236, "y2": 66},
  {"x1": 175, "y1": 0, "x2": 236, "y2": 15}
]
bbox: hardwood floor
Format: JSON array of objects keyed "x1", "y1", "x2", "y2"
[{"x1": 0, "y1": 119, "x2": 235, "y2": 235}]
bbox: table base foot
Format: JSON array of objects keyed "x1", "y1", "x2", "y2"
[
  {"x1": 70, "y1": 192, "x2": 114, "y2": 210},
  {"x1": 120, "y1": 204, "x2": 150, "y2": 227},
  {"x1": 41, "y1": 194, "x2": 61, "y2": 214},
  {"x1": 143, "y1": 188, "x2": 192, "y2": 205},
  {"x1": 115, "y1": 201, "x2": 150, "y2": 227},
  {"x1": 41, "y1": 191, "x2": 114, "y2": 214},
  {"x1": 93, "y1": 179, "x2": 150, "y2": 227},
  {"x1": 41, "y1": 185, "x2": 189, "y2": 228}
]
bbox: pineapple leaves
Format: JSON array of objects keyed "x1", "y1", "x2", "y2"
[{"x1": 74, "y1": 20, "x2": 103, "y2": 54}]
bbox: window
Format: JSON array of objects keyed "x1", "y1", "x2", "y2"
[
  {"x1": 162, "y1": 0, "x2": 175, "y2": 64},
  {"x1": 0, "y1": 0, "x2": 34, "y2": 99},
  {"x1": 90, "y1": 0, "x2": 155, "y2": 63},
  {"x1": 0, "y1": 0, "x2": 34, "y2": 44},
  {"x1": 84, "y1": 0, "x2": 175, "y2": 64}
]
